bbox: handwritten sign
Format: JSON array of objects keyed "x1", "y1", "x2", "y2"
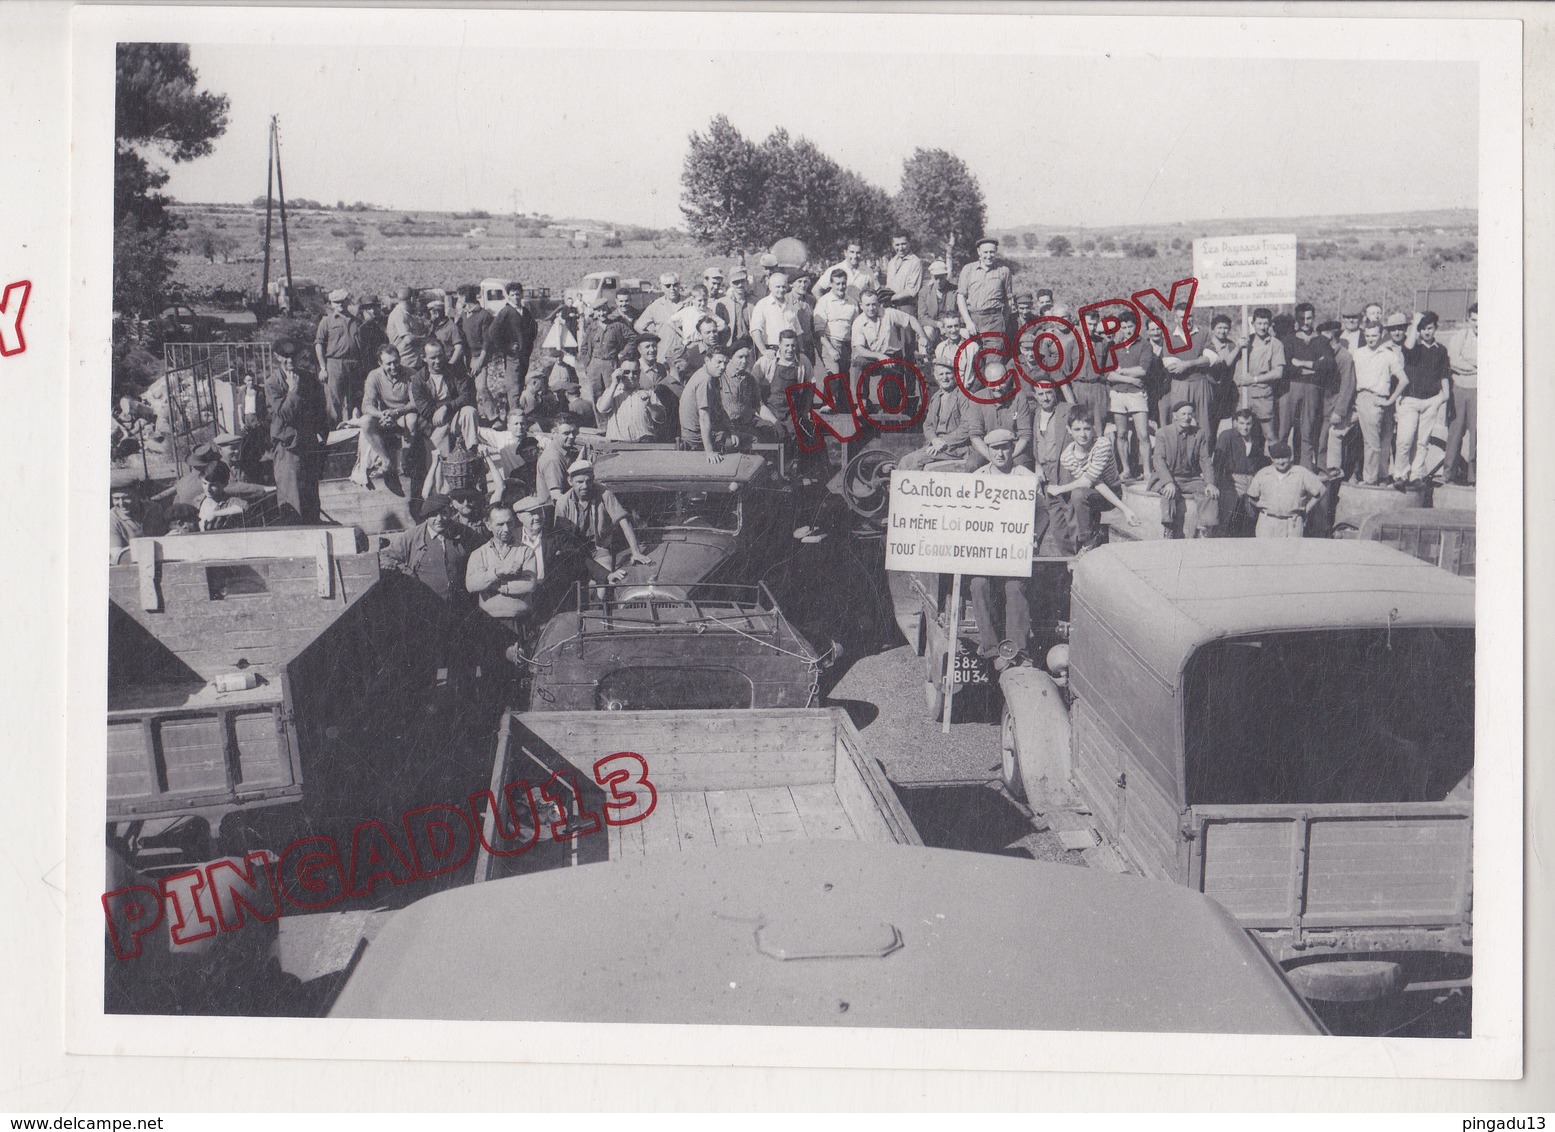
[
  {"x1": 1192, "y1": 234, "x2": 1297, "y2": 306},
  {"x1": 884, "y1": 469, "x2": 1037, "y2": 578}
]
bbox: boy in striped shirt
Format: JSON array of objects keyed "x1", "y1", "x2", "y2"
[{"x1": 1046, "y1": 406, "x2": 1142, "y2": 550}]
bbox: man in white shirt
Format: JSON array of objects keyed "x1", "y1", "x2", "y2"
[
  {"x1": 750, "y1": 272, "x2": 799, "y2": 361},
  {"x1": 811, "y1": 269, "x2": 859, "y2": 378},
  {"x1": 884, "y1": 235, "x2": 924, "y2": 312},
  {"x1": 1349, "y1": 323, "x2": 1410, "y2": 484},
  {"x1": 811, "y1": 241, "x2": 879, "y2": 302},
  {"x1": 850, "y1": 288, "x2": 924, "y2": 412}
]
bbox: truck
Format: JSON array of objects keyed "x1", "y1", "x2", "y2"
[
  {"x1": 470, "y1": 706, "x2": 921, "y2": 884},
  {"x1": 107, "y1": 526, "x2": 454, "y2": 863},
  {"x1": 333, "y1": 839, "x2": 1324, "y2": 1032},
  {"x1": 997, "y1": 538, "x2": 1475, "y2": 1011}
]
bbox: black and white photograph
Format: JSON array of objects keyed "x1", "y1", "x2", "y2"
[{"x1": 54, "y1": 4, "x2": 1527, "y2": 1084}]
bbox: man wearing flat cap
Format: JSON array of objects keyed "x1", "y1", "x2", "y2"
[
  {"x1": 552, "y1": 458, "x2": 652, "y2": 586},
  {"x1": 958, "y1": 237, "x2": 1015, "y2": 339},
  {"x1": 315, "y1": 288, "x2": 363, "y2": 424},
  {"x1": 916, "y1": 260, "x2": 957, "y2": 354},
  {"x1": 719, "y1": 270, "x2": 754, "y2": 345},
  {"x1": 269, "y1": 337, "x2": 331, "y2": 523}
]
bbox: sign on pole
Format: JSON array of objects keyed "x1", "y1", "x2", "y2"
[
  {"x1": 884, "y1": 470, "x2": 1038, "y2": 576},
  {"x1": 1192, "y1": 233, "x2": 1297, "y2": 306}
]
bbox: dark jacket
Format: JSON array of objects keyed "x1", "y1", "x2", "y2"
[{"x1": 410, "y1": 367, "x2": 477, "y2": 436}]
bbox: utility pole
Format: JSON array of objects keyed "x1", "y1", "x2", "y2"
[
  {"x1": 273, "y1": 117, "x2": 295, "y2": 310},
  {"x1": 259, "y1": 116, "x2": 296, "y2": 317},
  {"x1": 260, "y1": 119, "x2": 275, "y2": 315}
]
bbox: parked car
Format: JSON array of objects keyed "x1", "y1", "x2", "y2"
[
  {"x1": 527, "y1": 582, "x2": 829, "y2": 712},
  {"x1": 563, "y1": 271, "x2": 660, "y2": 317},
  {"x1": 591, "y1": 450, "x2": 801, "y2": 599}
]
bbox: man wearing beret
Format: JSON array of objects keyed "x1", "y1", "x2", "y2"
[
  {"x1": 315, "y1": 288, "x2": 362, "y2": 424},
  {"x1": 719, "y1": 270, "x2": 754, "y2": 344},
  {"x1": 916, "y1": 260, "x2": 957, "y2": 354},
  {"x1": 269, "y1": 338, "x2": 331, "y2": 523},
  {"x1": 1150, "y1": 400, "x2": 1220, "y2": 538},
  {"x1": 957, "y1": 237, "x2": 1015, "y2": 339},
  {"x1": 1246, "y1": 441, "x2": 1326, "y2": 538}
]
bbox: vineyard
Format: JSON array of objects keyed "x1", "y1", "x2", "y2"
[{"x1": 166, "y1": 203, "x2": 1477, "y2": 324}]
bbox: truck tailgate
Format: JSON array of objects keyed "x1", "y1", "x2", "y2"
[{"x1": 1188, "y1": 803, "x2": 1472, "y2": 934}]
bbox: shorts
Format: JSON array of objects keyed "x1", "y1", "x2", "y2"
[{"x1": 1109, "y1": 387, "x2": 1148, "y2": 415}]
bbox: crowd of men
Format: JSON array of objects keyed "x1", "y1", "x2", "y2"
[{"x1": 109, "y1": 232, "x2": 1478, "y2": 665}]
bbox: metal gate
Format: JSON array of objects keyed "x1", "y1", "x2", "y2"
[{"x1": 160, "y1": 343, "x2": 276, "y2": 475}]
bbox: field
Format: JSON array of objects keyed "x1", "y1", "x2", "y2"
[{"x1": 167, "y1": 203, "x2": 1477, "y2": 326}]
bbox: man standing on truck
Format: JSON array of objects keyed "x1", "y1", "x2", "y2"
[
  {"x1": 1246, "y1": 441, "x2": 1327, "y2": 538},
  {"x1": 1046, "y1": 406, "x2": 1142, "y2": 551},
  {"x1": 1213, "y1": 408, "x2": 1270, "y2": 537},
  {"x1": 552, "y1": 459, "x2": 654, "y2": 585},
  {"x1": 1443, "y1": 303, "x2": 1478, "y2": 485},
  {"x1": 1350, "y1": 321, "x2": 1410, "y2": 485},
  {"x1": 1234, "y1": 307, "x2": 1286, "y2": 446},
  {"x1": 269, "y1": 338, "x2": 331, "y2": 525},
  {"x1": 482, "y1": 282, "x2": 539, "y2": 419},
  {"x1": 957, "y1": 236, "x2": 1014, "y2": 338},
  {"x1": 679, "y1": 343, "x2": 737, "y2": 462},
  {"x1": 969, "y1": 429, "x2": 1040, "y2": 669},
  {"x1": 465, "y1": 498, "x2": 546, "y2": 665},
  {"x1": 812, "y1": 268, "x2": 859, "y2": 378},
  {"x1": 1150, "y1": 401, "x2": 1220, "y2": 538},
  {"x1": 315, "y1": 288, "x2": 362, "y2": 425}
]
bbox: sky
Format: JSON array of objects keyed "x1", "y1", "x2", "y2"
[{"x1": 158, "y1": 42, "x2": 1478, "y2": 231}]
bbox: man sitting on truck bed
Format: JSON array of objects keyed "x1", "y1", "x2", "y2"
[
  {"x1": 1150, "y1": 400, "x2": 1220, "y2": 539},
  {"x1": 969, "y1": 429, "x2": 1040, "y2": 668},
  {"x1": 1045, "y1": 406, "x2": 1141, "y2": 551}
]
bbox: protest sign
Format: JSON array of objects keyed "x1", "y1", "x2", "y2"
[
  {"x1": 1192, "y1": 233, "x2": 1298, "y2": 306},
  {"x1": 884, "y1": 469, "x2": 1038, "y2": 579}
]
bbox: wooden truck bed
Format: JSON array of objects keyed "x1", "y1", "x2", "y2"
[{"x1": 475, "y1": 707, "x2": 919, "y2": 882}]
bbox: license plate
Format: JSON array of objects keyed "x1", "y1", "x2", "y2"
[{"x1": 951, "y1": 649, "x2": 991, "y2": 684}]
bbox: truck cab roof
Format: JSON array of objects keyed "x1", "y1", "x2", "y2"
[
  {"x1": 330, "y1": 841, "x2": 1322, "y2": 1033},
  {"x1": 1073, "y1": 539, "x2": 1475, "y2": 684},
  {"x1": 595, "y1": 451, "x2": 770, "y2": 489}
]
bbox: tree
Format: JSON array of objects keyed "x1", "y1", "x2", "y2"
[
  {"x1": 680, "y1": 115, "x2": 767, "y2": 253},
  {"x1": 1021, "y1": 232, "x2": 1039, "y2": 251},
  {"x1": 1170, "y1": 236, "x2": 1184, "y2": 251},
  {"x1": 1081, "y1": 237, "x2": 1097, "y2": 253},
  {"x1": 114, "y1": 44, "x2": 229, "y2": 316},
  {"x1": 1098, "y1": 236, "x2": 1117, "y2": 254},
  {"x1": 1000, "y1": 234, "x2": 1017, "y2": 248},
  {"x1": 895, "y1": 147, "x2": 986, "y2": 273},
  {"x1": 1047, "y1": 234, "x2": 1074, "y2": 258},
  {"x1": 831, "y1": 171, "x2": 897, "y2": 257},
  {"x1": 345, "y1": 236, "x2": 367, "y2": 259}
]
